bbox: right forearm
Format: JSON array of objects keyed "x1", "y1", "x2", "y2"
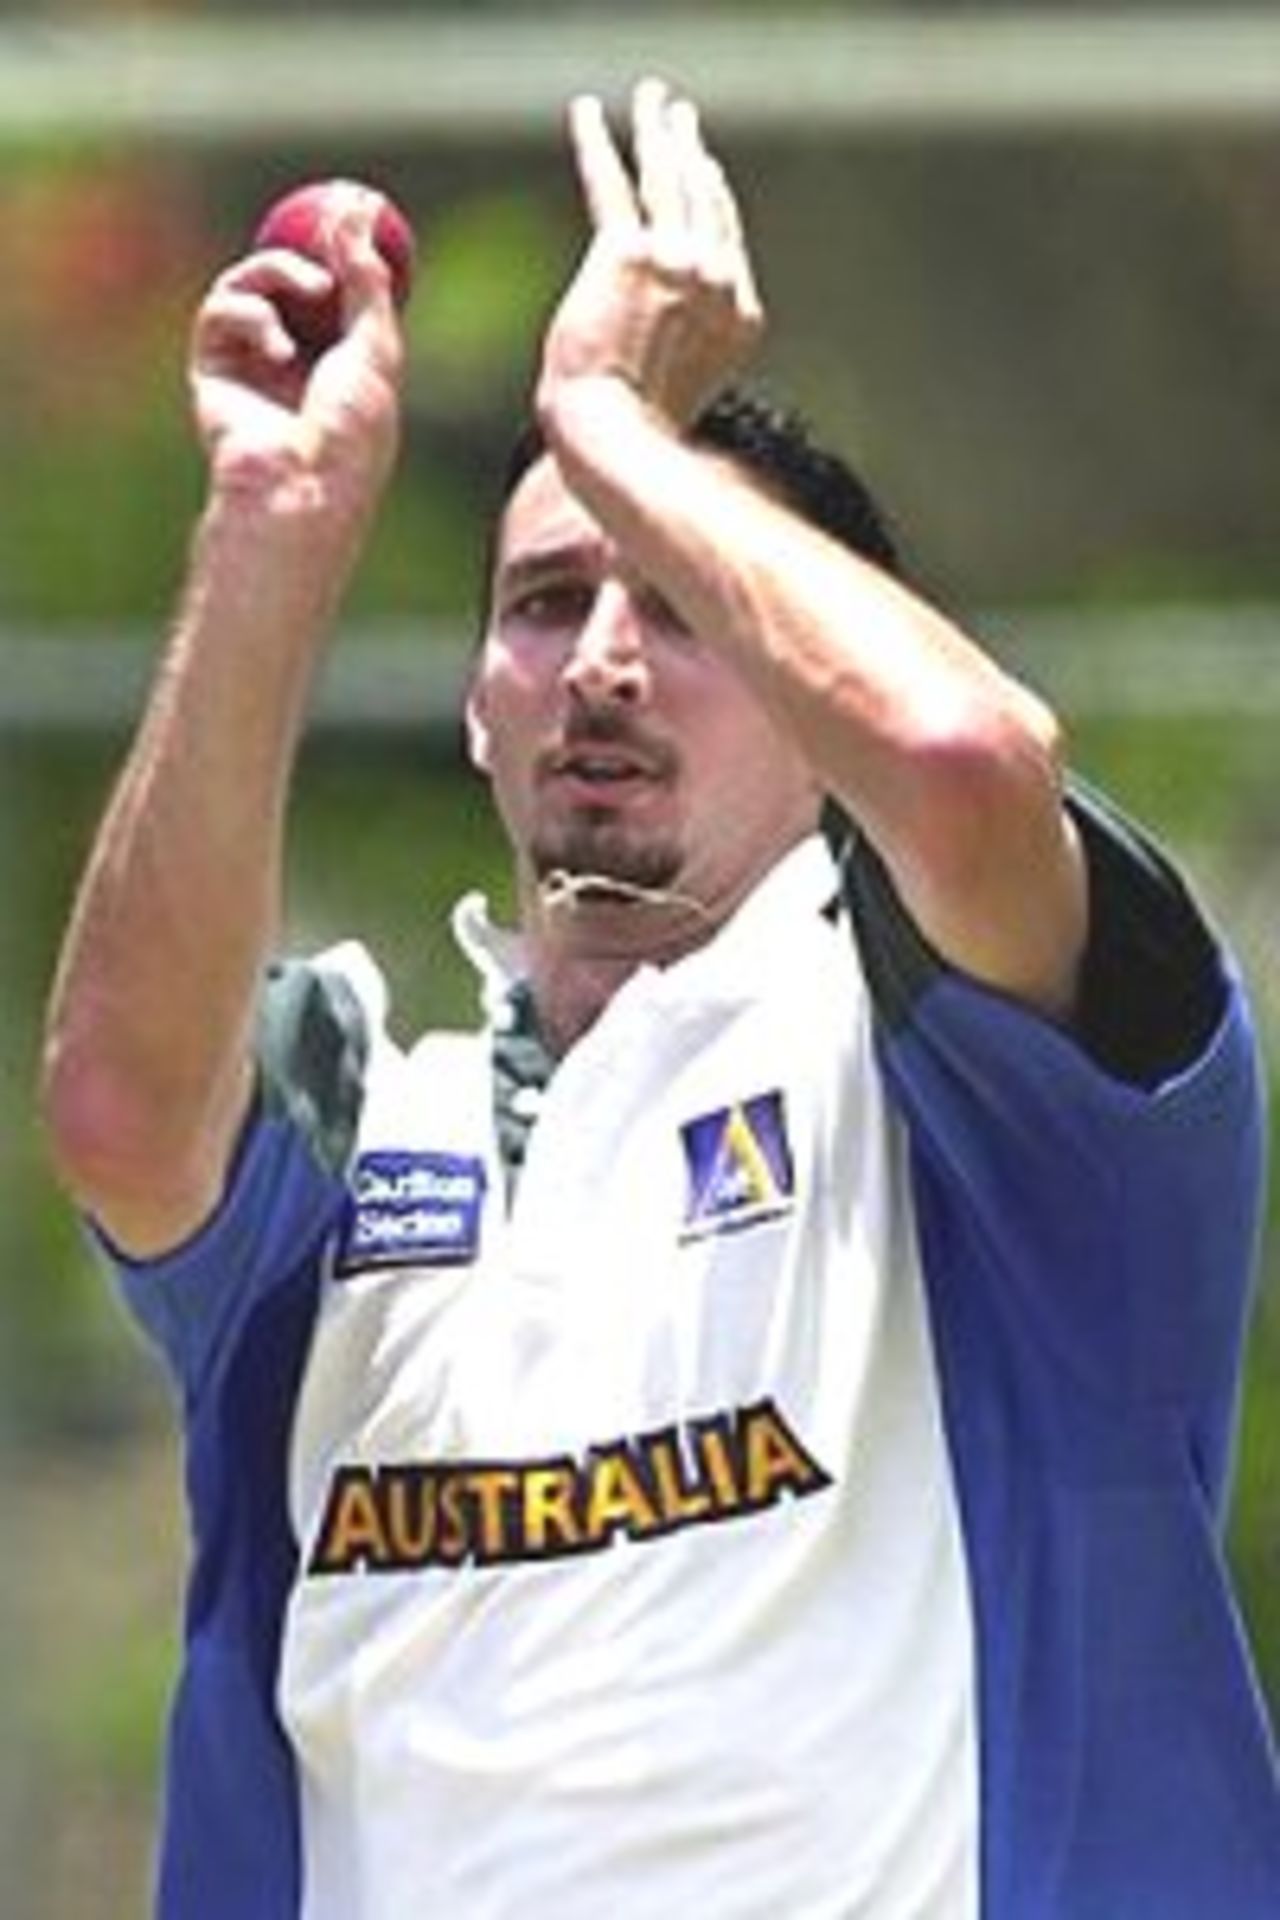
[
  {"x1": 119, "y1": 488, "x2": 353, "y2": 1011},
  {"x1": 42, "y1": 488, "x2": 359, "y2": 1239}
]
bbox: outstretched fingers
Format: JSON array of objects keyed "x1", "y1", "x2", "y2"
[
  {"x1": 568, "y1": 78, "x2": 758, "y2": 296},
  {"x1": 568, "y1": 93, "x2": 643, "y2": 236},
  {"x1": 697, "y1": 141, "x2": 764, "y2": 332},
  {"x1": 629, "y1": 82, "x2": 740, "y2": 267},
  {"x1": 631, "y1": 76, "x2": 694, "y2": 244},
  {"x1": 540, "y1": 78, "x2": 766, "y2": 435}
]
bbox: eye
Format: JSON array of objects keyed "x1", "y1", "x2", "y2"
[
  {"x1": 637, "y1": 586, "x2": 694, "y2": 642},
  {"x1": 500, "y1": 579, "x2": 595, "y2": 634}
]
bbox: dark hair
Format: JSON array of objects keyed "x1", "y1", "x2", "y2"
[{"x1": 494, "y1": 384, "x2": 902, "y2": 579}]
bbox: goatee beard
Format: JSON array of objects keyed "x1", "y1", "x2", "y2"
[{"x1": 530, "y1": 819, "x2": 683, "y2": 896}]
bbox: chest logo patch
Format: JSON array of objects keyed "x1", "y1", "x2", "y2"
[
  {"x1": 680, "y1": 1090, "x2": 796, "y2": 1240},
  {"x1": 335, "y1": 1149, "x2": 487, "y2": 1275}
]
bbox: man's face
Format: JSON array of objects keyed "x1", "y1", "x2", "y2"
[{"x1": 467, "y1": 454, "x2": 820, "y2": 923}]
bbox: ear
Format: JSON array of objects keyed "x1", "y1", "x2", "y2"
[{"x1": 464, "y1": 680, "x2": 492, "y2": 774}]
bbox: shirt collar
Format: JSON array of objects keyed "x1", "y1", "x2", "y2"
[{"x1": 452, "y1": 835, "x2": 841, "y2": 1027}]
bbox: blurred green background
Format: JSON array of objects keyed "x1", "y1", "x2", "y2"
[{"x1": 4, "y1": 3, "x2": 1280, "y2": 1915}]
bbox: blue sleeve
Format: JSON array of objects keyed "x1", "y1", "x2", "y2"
[
  {"x1": 843, "y1": 786, "x2": 1266, "y2": 1518},
  {"x1": 106, "y1": 956, "x2": 369, "y2": 1404}
]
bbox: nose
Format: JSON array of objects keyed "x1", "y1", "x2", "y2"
[{"x1": 562, "y1": 585, "x2": 650, "y2": 706}]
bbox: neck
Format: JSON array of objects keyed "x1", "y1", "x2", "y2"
[
  {"x1": 521, "y1": 869, "x2": 723, "y2": 1055},
  {"x1": 515, "y1": 823, "x2": 819, "y2": 1054}
]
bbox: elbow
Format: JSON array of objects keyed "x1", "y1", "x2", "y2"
[
  {"x1": 39, "y1": 1030, "x2": 158, "y2": 1216},
  {"x1": 39, "y1": 1029, "x2": 239, "y2": 1256},
  {"x1": 953, "y1": 681, "x2": 1067, "y2": 814},
  {"x1": 897, "y1": 683, "x2": 1069, "y2": 885},
  {"x1": 40, "y1": 1025, "x2": 246, "y2": 1258},
  {"x1": 855, "y1": 676, "x2": 1086, "y2": 1016}
]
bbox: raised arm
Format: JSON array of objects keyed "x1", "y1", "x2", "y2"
[
  {"x1": 40, "y1": 193, "x2": 405, "y2": 1257},
  {"x1": 536, "y1": 79, "x2": 1087, "y2": 1018}
]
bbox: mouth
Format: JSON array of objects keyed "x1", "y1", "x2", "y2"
[
  {"x1": 542, "y1": 734, "x2": 672, "y2": 801},
  {"x1": 551, "y1": 750, "x2": 649, "y2": 788}
]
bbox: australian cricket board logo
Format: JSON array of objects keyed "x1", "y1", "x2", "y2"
[{"x1": 680, "y1": 1090, "x2": 796, "y2": 1240}]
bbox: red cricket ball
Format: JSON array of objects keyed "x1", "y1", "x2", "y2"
[{"x1": 252, "y1": 178, "x2": 417, "y2": 357}]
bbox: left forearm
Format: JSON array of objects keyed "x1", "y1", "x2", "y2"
[{"x1": 542, "y1": 374, "x2": 1086, "y2": 1016}]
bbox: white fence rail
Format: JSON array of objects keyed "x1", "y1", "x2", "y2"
[
  {"x1": 5, "y1": 606, "x2": 1280, "y2": 733},
  {"x1": 2, "y1": 13, "x2": 1280, "y2": 146}
]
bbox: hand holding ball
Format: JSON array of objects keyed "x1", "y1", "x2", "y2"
[{"x1": 253, "y1": 180, "x2": 417, "y2": 358}]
